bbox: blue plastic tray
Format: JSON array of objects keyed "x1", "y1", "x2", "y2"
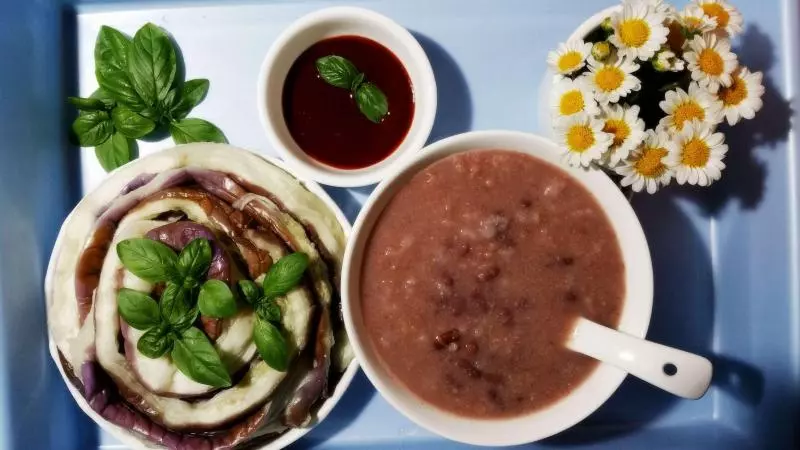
[{"x1": 1, "y1": 0, "x2": 798, "y2": 449}]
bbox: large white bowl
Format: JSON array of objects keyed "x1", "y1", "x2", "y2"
[
  {"x1": 341, "y1": 130, "x2": 653, "y2": 446},
  {"x1": 257, "y1": 6, "x2": 437, "y2": 187},
  {"x1": 45, "y1": 144, "x2": 359, "y2": 450}
]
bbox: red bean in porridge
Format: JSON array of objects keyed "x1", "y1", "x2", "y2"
[{"x1": 360, "y1": 149, "x2": 625, "y2": 417}]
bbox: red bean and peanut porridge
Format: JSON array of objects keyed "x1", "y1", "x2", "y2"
[{"x1": 361, "y1": 150, "x2": 625, "y2": 417}]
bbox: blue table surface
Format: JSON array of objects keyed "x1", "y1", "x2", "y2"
[{"x1": 0, "y1": 0, "x2": 798, "y2": 449}]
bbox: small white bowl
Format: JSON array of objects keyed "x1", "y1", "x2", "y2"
[
  {"x1": 257, "y1": 6, "x2": 437, "y2": 187},
  {"x1": 341, "y1": 131, "x2": 654, "y2": 446}
]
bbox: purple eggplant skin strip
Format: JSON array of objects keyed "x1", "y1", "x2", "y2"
[
  {"x1": 120, "y1": 173, "x2": 157, "y2": 195},
  {"x1": 145, "y1": 222, "x2": 230, "y2": 283}
]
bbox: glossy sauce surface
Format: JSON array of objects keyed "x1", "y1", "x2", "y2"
[
  {"x1": 361, "y1": 150, "x2": 626, "y2": 417},
  {"x1": 282, "y1": 36, "x2": 414, "y2": 169}
]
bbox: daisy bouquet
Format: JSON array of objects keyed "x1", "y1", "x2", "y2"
[{"x1": 548, "y1": 0, "x2": 764, "y2": 193}]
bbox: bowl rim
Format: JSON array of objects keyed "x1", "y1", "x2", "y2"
[
  {"x1": 44, "y1": 144, "x2": 360, "y2": 450},
  {"x1": 256, "y1": 5, "x2": 438, "y2": 187},
  {"x1": 341, "y1": 130, "x2": 654, "y2": 446}
]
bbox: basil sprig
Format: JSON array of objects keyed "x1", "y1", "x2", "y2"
[
  {"x1": 315, "y1": 55, "x2": 389, "y2": 123},
  {"x1": 70, "y1": 23, "x2": 226, "y2": 173},
  {"x1": 238, "y1": 252, "x2": 309, "y2": 372},
  {"x1": 115, "y1": 237, "x2": 235, "y2": 387}
]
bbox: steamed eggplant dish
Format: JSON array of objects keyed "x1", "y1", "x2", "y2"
[{"x1": 46, "y1": 144, "x2": 352, "y2": 449}]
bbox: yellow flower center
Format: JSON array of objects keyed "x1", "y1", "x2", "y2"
[
  {"x1": 634, "y1": 146, "x2": 669, "y2": 178},
  {"x1": 618, "y1": 19, "x2": 651, "y2": 48},
  {"x1": 698, "y1": 49, "x2": 724, "y2": 76},
  {"x1": 559, "y1": 90, "x2": 585, "y2": 115},
  {"x1": 681, "y1": 137, "x2": 711, "y2": 167},
  {"x1": 667, "y1": 21, "x2": 686, "y2": 52},
  {"x1": 701, "y1": 3, "x2": 730, "y2": 29},
  {"x1": 683, "y1": 17, "x2": 704, "y2": 30},
  {"x1": 602, "y1": 118, "x2": 631, "y2": 148},
  {"x1": 558, "y1": 51, "x2": 583, "y2": 72},
  {"x1": 718, "y1": 75, "x2": 748, "y2": 106},
  {"x1": 595, "y1": 66, "x2": 625, "y2": 92},
  {"x1": 673, "y1": 101, "x2": 705, "y2": 130},
  {"x1": 566, "y1": 125, "x2": 595, "y2": 152}
]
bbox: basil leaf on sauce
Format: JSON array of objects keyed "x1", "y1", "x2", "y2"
[
  {"x1": 261, "y1": 252, "x2": 309, "y2": 299},
  {"x1": 253, "y1": 318, "x2": 288, "y2": 372},
  {"x1": 315, "y1": 55, "x2": 359, "y2": 89},
  {"x1": 238, "y1": 280, "x2": 261, "y2": 305},
  {"x1": 137, "y1": 324, "x2": 174, "y2": 358},
  {"x1": 198, "y1": 280, "x2": 237, "y2": 318},
  {"x1": 176, "y1": 238, "x2": 212, "y2": 280},
  {"x1": 116, "y1": 238, "x2": 180, "y2": 283},
  {"x1": 169, "y1": 118, "x2": 227, "y2": 144},
  {"x1": 117, "y1": 288, "x2": 161, "y2": 330},
  {"x1": 160, "y1": 283, "x2": 198, "y2": 331},
  {"x1": 171, "y1": 327, "x2": 231, "y2": 387},
  {"x1": 127, "y1": 23, "x2": 176, "y2": 106},
  {"x1": 112, "y1": 106, "x2": 156, "y2": 139},
  {"x1": 356, "y1": 82, "x2": 389, "y2": 124},
  {"x1": 95, "y1": 132, "x2": 133, "y2": 172},
  {"x1": 256, "y1": 301, "x2": 281, "y2": 323}
]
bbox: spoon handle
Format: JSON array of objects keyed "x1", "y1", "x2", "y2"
[{"x1": 567, "y1": 317, "x2": 713, "y2": 399}]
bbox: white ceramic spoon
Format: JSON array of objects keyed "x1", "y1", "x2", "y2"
[{"x1": 567, "y1": 317, "x2": 713, "y2": 399}]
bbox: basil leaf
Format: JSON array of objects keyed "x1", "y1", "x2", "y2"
[
  {"x1": 355, "y1": 82, "x2": 389, "y2": 123},
  {"x1": 171, "y1": 327, "x2": 231, "y2": 387},
  {"x1": 171, "y1": 79, "x2": 209, "y2": 119},
  {"x1": 117, "y1": 288, "x2": 161, "y2": 330},
  {"x1": 127, "y1": 23, "x2": 177, "y2": 106},
  {"x1": 262, "y1": 252, "x2": 309, "y2": 299},
  {"x1": 72, "y1": 110, "x2": 112, "y2": 146},
  {"x1": 95, "y1": 26, "x2": 145, "y2": 109},
  {"x1": 68, "y1": 96, "x2": 107, "y2": 111},
  {"x1": 139, "y1": 106, "x2": 160, "y2": 121},
  {"x1": 161, "y1": 88, "x2": 177, "y2": 114},
  {"x1": 198, "y1": 280, "x2": 237, "y2": 318},
  {"x1": 116, "y1": 238, "x2": 180, "y2": 283},
  {"x1": 137, "y1": 324, "x2": 173, "y2": 358},
  {"x1": 95, "y1": 132, "x2": 133, "y2": 172},
  {"x1": 90, "y1": 88, "x2": 117, "y2": 109},
  {"x1": 170, "y1": 118, "x2": 227, "y2": 144},
  {"x1": 315, "y1": 55, "x2": 359, "y2": 89},
  {"x1": 237, "y1": 280, "x2": 261, "y2": 305},
  {"x1": 350, "y1": 72, "x2": 365, "y2": 93},
  {"x1": 160, "y1": 283, "x2": 198, "y2": 331},
  {"x1": 112, "y1": 106, "x2": 156, "y2": 139},
  {"x1": 177, "y1": 238, "x2": 212, "y2": 279},
  {"x1": 256, "y1": 301, "x2": 281, "y2": 323},
  {"x1": 254, "y1": 319, "x2": 288, "y2": 372}
]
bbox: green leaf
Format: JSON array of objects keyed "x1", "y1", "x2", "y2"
[
  {"x1": 139, "y1": 106, "x2": 160, "y2": 121},
  {"x1": 117, "y1": 288, "x2": 161, "y2": 330},
  {"x1": 68, "y1": 96, "x2": 107, "y2": 111},
  {"x1": 161, "y1": 88, "x2": 177, "y2": 114},
  {"x1": 72, "y1": 110, "x2": 112, "y2": 146},
  {"x1": 112, "y1": 106, "x2": 156, "y2": 139},
  {"x1": 253, "y1": 319, "x2": 288, "y2": 372},
  {"x1": 177, "y1": 238, "x2": 212, "y2": 280},
  {"x1": 171, "y1": 327, "x2": 231, "y2": 387},
  {"x1": 127, "y1": 23, "x2": 177, "y2": 106},
  {"x1": 116, "y1": 238, "x2": 180, "y2": 283},
  {"x1": 315, "y1": 55, "x2": 359, "y2": 89},
  {"x1": 94, "y1": 26, "x2": 146, "y2": 109},
  {"x1": 171, "y1": 79, "x2": 209, "y2": 119},
  {"x1": 90, "y1": 88, "x2": 117, "y2": 109},
  {"x1": 198, "y1": 280, "x2": 237, "y2": 318},
  {"x1": 350, "y1": 72, "x2": 365, "y2": 93},
  {"x1": 237, "y1": 280, "x2": 261, "y2": 305},
  {"x1": 256, "y1": 301, "x2": 281, "y2": 323},
  {"x1": 170, "y1": 118, "x2": 227, "y2": 144},
  {"x1": 137, "y1": 324, "x2": 174, "y2": 358},
  {"x1": 355, "y1": 82, "x2": 389, "y2": 123},
  {"x1": 160, "y1": 283, "x2": 198, "y2": 331},
  {"x1": 262, "y1": 252, "x2": 309, "y2": 299},
  {"x1": 95, "y1": 132, "x2": 133, "y2": 172}
]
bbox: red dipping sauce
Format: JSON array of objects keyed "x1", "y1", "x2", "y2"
[{"x1": 282, "y1": 36, "x2": 415, "y2": 169}]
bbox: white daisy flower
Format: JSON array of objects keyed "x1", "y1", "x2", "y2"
[
  {"x1": 653, "y1": 46, "x2": 686, "y2": 72},
  {"x1": 547, "y1": 40, "x2": 593, "y2": 76},
  {"x1": 693, "y1": 0, "x2": 744, "y2": 37},
  {"x1": 583, "y1": 57, "x2": 641, "y2": 104},
  {"x1": 600, "y1": 104, "x2": 646, "y2": 166},
  {"x1": 609, "y1": 0, "x2": 669, "y2": 61},
  {"x1": 678, "y1": 5, "x2": 718, "y2": 34},
  {"x1": 683, "y1": 33, "x2": 738, "y2": 92},
  {"x1": 715, "y1": 66, "x2": 765, "y2": 125},
  {"x1": 554, "y1": 113, "x2": 613, "y2": 167},
  {"x1": 550, "y1": 77, "x2": 600, "y2": 120},
  {"x1": 624, "y1": 0, "x2": 674, "y2": 16},
  {"x1": 659, "y1": 82, "x2": 723, "y2": 133},
  {"x1": 665, "y1": 120, "x2": 728, "y2": 186},
  {"x1": 616, "y1": 129, "x2": 676, "y2": 193}
]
